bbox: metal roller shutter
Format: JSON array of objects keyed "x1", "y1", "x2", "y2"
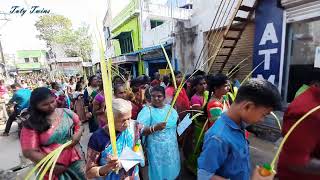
[
  {"x1": 207, "y1": 22, "x2": 255, "y2": 80},
  {"x1": 284, "y1": 1, "x2": 320, "y2": 23}
]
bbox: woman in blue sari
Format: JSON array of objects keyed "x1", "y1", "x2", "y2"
[
  {"x1": 86, "y1": 98, "x2": 143, "y2": 179},
  {"x1": 137, "y1": 86, "x2": 180, "y2": 180}
]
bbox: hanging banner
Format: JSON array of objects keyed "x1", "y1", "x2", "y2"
[{"x1": 252, "y1": 0, "x2": 284, "y2": 90}]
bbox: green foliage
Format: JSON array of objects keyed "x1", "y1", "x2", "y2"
[
  {"x1": 35, "y1": 15, "x2": 93, "y2": 61},
  {"x1": 35, "y1": 14, "x2": 72, "y2": 44},
  {"x1": 74, "y1": 24, "x2": 93, "y2": 61}
]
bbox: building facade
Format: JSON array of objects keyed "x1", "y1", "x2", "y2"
[
  {"x1": 48, "y1": 57, "x2": 83, "y2": 76},
  {"x1": 280, "y1": 0, "x2": 320, "y2": 102},
  {"x1": 176, "y1": 0, "x2": 256, "y2": 76},
  {"x1": 15, "y1": 50, "x2": 48, "y2": 73},
  {"x1": 103, "y1": 0, "x2": 142, "y2": 77},
  {"x1": 103, "y1": 0, "x2": 320, "y2": 104},
  {"x1": 215, "y1": 0, "x2": 320, "y2": 103},
  {"x1": 103, "y1": 0, "x2": 192, "y2": 77}
]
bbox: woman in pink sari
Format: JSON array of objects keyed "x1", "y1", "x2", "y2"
[{"x1": 20, "y1": 87, "x2": 85, "y2": 180}]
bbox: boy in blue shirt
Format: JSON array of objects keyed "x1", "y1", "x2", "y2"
[
  {"x1": 198, "y1": 78, "x2": 282, "y2": 180},
  {"x1": 2, "y1": 83, "x2": 31, "y2": 136}
]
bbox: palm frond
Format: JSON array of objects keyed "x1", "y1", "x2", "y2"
[
  {"x1": 270, "y1": 105, "x2": 320, "y2": 171},
  {"x1": 161, "y1": 44, "x2": 176, "y2": 89}
]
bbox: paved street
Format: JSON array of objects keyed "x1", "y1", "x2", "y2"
[
  {"x1": 249, "y1": 135, "x2": 278, "y2": 169},
  {"x1": 0, "y1": 123, "x2": 21, "y2": 170},
  {"x1": 0, "y1": 0, "x2": 319, "y2": 179},
  {"x1": 0, "y1": 122, "x2": 91, "y2": 179},
  {"x1": 0, "y1": 122, "x2": 279, "y2": 179}
]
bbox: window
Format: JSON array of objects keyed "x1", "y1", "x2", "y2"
[
  {"x1": 104, "y1": 26, "x2": 111, "y2": 40},
  {"x1": 24, "y1": 58, "x2": 30, "y2": 63},
  {"x1": 285, "y1": 19, "x2": 320, "y2": 102},
  {"x1": 119, "y1": 33, "x2": 134, "y2": 54},
  {"x1": 180, "y1": 4, "x2": 193, "y2": 9},
  {"x1": 33, "y1": 57, "x2": 39, "y2": 62},
  {"x1": 150, "y1": 20, "x2": 164, "y2": 29}
]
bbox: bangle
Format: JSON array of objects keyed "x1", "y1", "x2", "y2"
[
  {"x1": 149, "y1": 126, "x2": 153, "y2": 133},
  {"x1": 152, "y1": 126, "x2": 155, "y2": 132}
]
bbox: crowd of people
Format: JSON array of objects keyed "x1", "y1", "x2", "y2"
[{"x1": 0, "y1": 68, "x2": 319, "y2": 180}]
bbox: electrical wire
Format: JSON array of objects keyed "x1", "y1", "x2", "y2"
[
  {"x1": 207, "y1": 0, "x2": 246, "y2": 72},
  {"x1": 203, "y1": 0, "x2": 237, "y2": 71},
  {"x1": 193, "y1": 0, "x2": 226, "y2": 69}
]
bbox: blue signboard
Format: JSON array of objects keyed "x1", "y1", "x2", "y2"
[{"x1": 252, "y1": 0, "x2": 284, "y2": 90}]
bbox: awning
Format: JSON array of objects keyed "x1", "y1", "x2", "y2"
[
  {"x1": 48, "y1": 57, "x2": 83, "y2": 64},
  {"x1": 125, "y1": 43, "x2": 172, "y2": 56},
  {"x1": 112, "y1": 55, "x2": 138, "y2": 64},
  {"x1": 82, "y1": 61, "x2": 93, "y2": 67}
]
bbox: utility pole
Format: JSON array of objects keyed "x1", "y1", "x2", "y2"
[
  {"x1": 0, "y1": 11, "x2": 11, "y2": 77},
  {"x1": 105, "y1": 0, "x2": 112, "y2": 49},
  {"x1": 0, "y1": 37, "x2": 7, "y2": 77}
]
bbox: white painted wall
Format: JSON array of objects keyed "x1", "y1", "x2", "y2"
[
  {"x1": 190, "y1": 0, "x2": 220, "y2": 69},
  {"x1": 141, "y1": 0, "x2": 192, "y2": 48},
  {"x1": 166, "y1": 0, "x2": 193, "y2": 7},
  {"x1": 105, "y1": 46, "x2": 115, "y2": 58},
  {"x1": 143, "y1": 20, "x2": 174, "y2": 47},
  {"x1": 190, "y1": 0, "x2": 254, "y2": 69},
  {"x1": 147, "y1": 3, "x2": 192, "y2": 20}
]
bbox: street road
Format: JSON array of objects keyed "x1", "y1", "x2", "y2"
[{"x1": 0, "y1": 123, "x2": 279, "y2": 179}]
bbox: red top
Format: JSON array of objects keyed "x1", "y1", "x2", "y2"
[
  {"x1": 165, "y1": 86, "x2": 190, "y2": 120},
  {"x1": 277, "y1": 86, "x2": 320, "y2": 180},
  {"x1": 150, "y1": 79, "x2": 161, "y2": 87},
  {"x1": 131, "y1": 102, "x2": 143, "y2": 120},
  {"x1": 207, "y1": 100, "x2": 224, "y2": 127}
]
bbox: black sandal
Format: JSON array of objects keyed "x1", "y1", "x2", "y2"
[{"x1": 1, "y1": 132, "x2": 9, "y2": 136}]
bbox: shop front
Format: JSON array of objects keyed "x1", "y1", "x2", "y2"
[
  {"x1": 142, "y1": 51, "x2": 170, "y2": 77},
  {"x1": 16, "y1": 63, "x2": 42, "y2": 74},
  {"x1": 113, "y1": 42, "x2": 175, "y2": 77},
  {"x1": 281, "y1": 0, "x2": 320, "y2": 102},
  {"x1": 140, "y1": 43, "x2": 174, "y2": 77},
  {"x1": 252, "y1": 0, "x2": 320, "y2": 103},
  {"x1": 112, "y1": 55, "x2": 139, "y2": 78},
  {"x1": 248, "y1": 0, "x2": 319, "y2": 140},
  {"x1": 82, "y1": 62, "x2": 94, "y2": 77}
]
